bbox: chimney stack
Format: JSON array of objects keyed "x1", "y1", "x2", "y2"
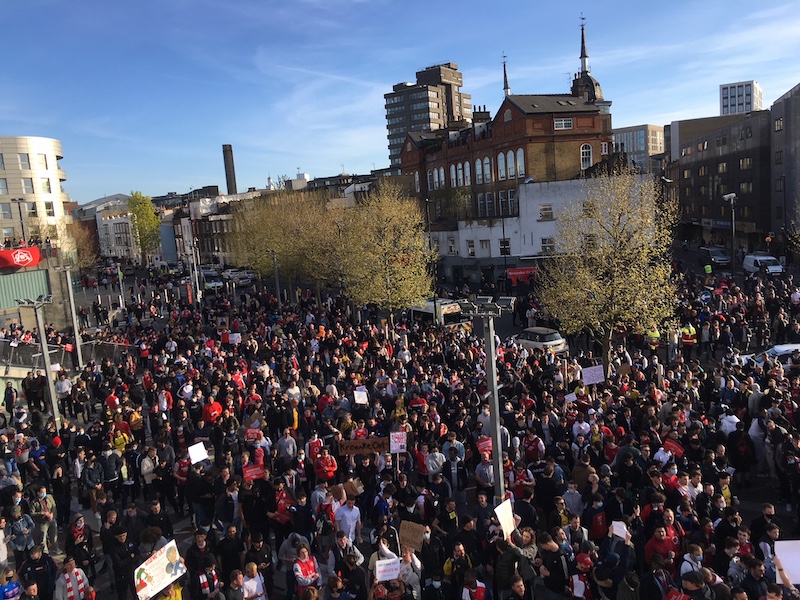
[{"x1": 222, "y1": 144, "x2": 238, "y2": 195}]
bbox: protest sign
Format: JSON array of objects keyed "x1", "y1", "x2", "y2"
[
  {"x1": 582, "y1": 365, "x2": 605, "y2": 385},
  {"x1": 188, "y1": 442, "x2": 209, "y2": 465},
  {"x1": 399, "y1": 520, "x2": 426, "y2": 551},
  {"x1": 611, "y1": 521, "x2": 627, "y2": 539},
  {"x1": 375, "y1": 558, "x2": 401, "y2": 582},
  {"x1": 775, "y1": 540, "x2": 800, "y2": 584},
  {"x1": 494, "y1": 498, "x2": 515, "y2": 538},
  {"x1": 229, "y1": 332, "x2": 242, "y2": 345},
  {"x1": 476, "y1": 437, "x2": 492, "y2": 454},
  {"x1": 662, "y1": 438, "x2": 684, "y2": 458},
  {"x1": 339, "y1": 438, "x2": 389, "y2": 455},
  {"x1": 390, "y1": 432, "x2": 407, "y2": 454},
  {"x1": 243, "y1": 465, "x2": 264, "y2": 482},
  {"x1": 245, "y1": 427, "x2": 262, "y2": 441},
  {"x1": 354, "y1": 387, "x2": 369, "y2": 405},
  {"x1": 135, "y1": 540, "x2": 185, "y2": 600}
]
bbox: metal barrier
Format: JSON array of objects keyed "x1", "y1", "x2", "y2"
[{"x1": 0, "y1": 338, "x2": 136, "y2": 371}]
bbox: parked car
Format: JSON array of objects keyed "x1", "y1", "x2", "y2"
[
  {"x1": 698, "y1": 246, "x2": 731, "y2": 268},
  {"x1": 742, "y1": 253, "x2": 783, "y2": 275},
  {"x1": 507, "y1": 327, "x2": 569, "y2": 354},
  {"x1": 203, "y1": 276, "x2": 224, "y2": 291},
  {"x1": 742, "y1": 343, "x2": 800, "y2": 369},
  {"x1": 221, "y1": 268, "x2": 242, "y2": 280}
]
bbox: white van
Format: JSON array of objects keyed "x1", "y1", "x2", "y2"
[{"x1": 742, "y1": 253, "x2": 783, "y2": 275}]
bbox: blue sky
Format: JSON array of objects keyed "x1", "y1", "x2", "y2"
[{"x1": 3, "y1": 0, "x2": 799, "y2": 203}]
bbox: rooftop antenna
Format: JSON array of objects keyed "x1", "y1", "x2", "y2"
[
  {"x1": 502, "y1": 52, "x2": 510, "y2": 97},
  {"x1": 564, "y1": 72, "x2": 571, "y2": 86}
]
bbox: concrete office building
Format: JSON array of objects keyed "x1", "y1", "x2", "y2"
[
  {"x1": 771, "y1": 82, "x2": 800, "y2": 240},
  {"x1": 385, "y1": 62, "x2": 472, "y2": 167},
  {"x1": 720, "y1": 80, "x2": 763, "y2": 115},
  {"x1": 0, "y1": 136, "x2": 71, "y2": 245},
  {"x1": 612, "y1": 124, "x2": 664, "y2": 171}
]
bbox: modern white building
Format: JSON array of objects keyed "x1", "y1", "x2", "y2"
[
  {"x1": 0, "y1": 136, "x2": 72, "y2": 245},
  {"x1": 720, "y1": 81, "x2": 763, "y2": 115},
  {"x1": 72, "y1": 194, "x2": 139, "y2": 260}
]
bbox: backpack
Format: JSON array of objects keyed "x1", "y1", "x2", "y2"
[{"x1": 316, "y1": 508, "x2": 335, "y2": 536}]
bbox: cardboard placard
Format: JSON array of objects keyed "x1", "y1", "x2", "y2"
[
  {"x1": 135, "y1": 540, "x2": 185, "y2": 600},
  {"x1": 243, "y1": 465, "x2": 264, "y2": 482},
  {"x1": 618, "y1": 363, "x2": 631, "y2": 376},
  {"x1": 582, "y1": 365, "x2": 605, "y2": 385},
  {"x1": 338, "y1": 437, "x2": 389, "y2": 455},
  {"x1": 399, "y1": 520, "x2": 426, "y2": 551},
  {"x1": 390, "y1": 431, "x2": 407, "y2": 454},
  {"x1": 344, "y1": 477, "x2": 365, "y2": 497},
  {"x1": 244, "y1": 411, "x2": 264, "y2": 430},
  {"x1": 494, "y1": 498, "x2": 515, "y2": 538},
  {"x1": 662, "y1": 438, "x2": 684, "y2": 458},
  {"x1": 188, "y1": 442, "x2": 209, "y2": 465},
  {"x1": 476, "y1": 437, "x2": 492, "y2": 455},
  {"x1": 375, "y1": 558, "x2": 401, "y2": 582}
]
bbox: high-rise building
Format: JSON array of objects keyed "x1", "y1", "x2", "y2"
[
  {"x1": 720, "y1": 80, "x2": 763, "y2": 115},
  {"x1": 385, "y1": 62, "x2": 472, "y2": 167},
  {"x1": 612, "y1": 124, "x2": 665, "y2": 171},
  {"x1": 770, "y1": 82, "x2": 800, "y2": 239}
]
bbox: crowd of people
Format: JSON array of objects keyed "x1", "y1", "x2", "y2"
[{"x1": 1, "y1": 261, "x2": 800, "y2": 600}]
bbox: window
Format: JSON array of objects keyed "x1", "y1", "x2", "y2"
[
  {"x1": 777, "y1": 178, "x2": 785, "y2": 192},
  {"x1": 450, "y1": 164, "x2": 457, "y2": 188},
  {"x1": 719, "y1": 184, "x2": 728, "y2": 195},
  {"x1": 448, "y1": 238, "x2": 456, "y2": 254},
  {"x1": 483, "y1": 157, "x2": 491, "y2": 183},
  {"x1": 517, "y1": 149, "x2": 525, "y2": 176},
  {"x1": 2, "y1": 227, "x2": 13, "y2": 239},
  {"x1": 457, "y1": 164, "x2": 464, "y2": 187},
  {"x1": 0, "y1": 203, "x2": 10, "y2": 219},
  {"x1": 497, "y1": 153, "x2": 506, "y2": 180},
  {"x1": 503, "y1": 109, "x2": 512, "y2": 122},
  {"x1": 479, "y1": 240, "x2": 491, "y2": 255},
  {"x1": 508, "y1": 190, "x2": 517, "y2": 215},
  {"x1": 539, "y1": 204, "x2": 554, "y2": 220},
  {"x1": 26, "y1": 202, "x2": 36, "y2": 217},
  {"x1": 427, "y1": 170, "x2": 433, "y2": 191},
  {"x1": 438, "y1": 167, "x2": 445, "y2": 190},
  {"x1": 601, "y1": 142, "x2": 608, "y2": 155},
  {"x1": 18, "y1": 154, "x2": 30, "y2": 169},
  {"x1": 44, "y1": 202, "x2": 54, "y2": 217},
  {"x1": 506, "y1": 151, "x2": 515, "y2": 178},
  {"x1": 581, "y1": 144, "x2": 593, "y2": 170},
  {"x1": 477, "y1": 193, "x2": 486, "y2": 217},
  {"x1": 541, "y1": 237, "x2": 555, "y2": 254},
  {"x1": 0, "y1": 155, "x2": 4, "y2": 170},
  {"x1": 485, "y1": 192, "x2": 494, "y2": 217},
  {"x1": 739, "y1": 157, "x2": 752, "y2": 170},
  {"x1": 739, "y1": 182, "x2": 753, "y2": 194},
  {"x1": 467, "y1": 240, "x2": 475, "y2": 257},
  {"x1": 718, "y1": 162, "x2": 727, "y2": 174},
  {"x1": 37, "y1": 154, "x2": 47, "y2": 170},
  {"x1": 500, "y1": 239, "x2": 511, "y2": 256},
  {"x1": 499, "y1": 191, "x2": 508, "y2": 216},
  {"x1": 41, "y1": 178, "x2": 51, "y2": 193},
  {"x1": 776, "y1": 151, "x2": 784, "y2": 165},
  {"x1": 0, "y1": 179, "x2": 7, "y2": 195},
  {"x1": 698, "y1": 166, "x2": 708, "y2": 176},
  {"x1": 414, "y1": 172, "x2": 420, "y2": 193},
  {"x1": 683, "y1": 169, "x2": 691, "y2": 179},
  {"x1": 475, "y1": 160, "x2": 483, "y2": 185},
  {"x1": 554, "y1": 118, "x2": 573, "y2": 130},
  {"x1": 464, "y1": 162, "x2": 471, "y2": 185},
  {"x1": 775, "y1": 117, "x2": 784, "y2": 132},
  {"x1": 22, "y1": 178, "x2": 34, "y2": 194}
]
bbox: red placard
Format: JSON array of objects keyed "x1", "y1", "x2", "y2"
[
  {"x1": 664, "y1": 589, "x2": 690, "y2": 600},
  {"x1": 64, "y1": 343, "x2": 74, "y2": 353},
  {"x1": 662, "y1": 438, "x2": 684, "y2": 458},
  {"x1": 477, "y1": 437, "x2": 493, "y2": 454},
  {"x1": 0, "y1": 247, "x2": 42, "y2": 269},
  {"x1": 243, "y1": 465, "x2": 264, "y2": 481},
  {"x1": 245, "y1": 427, "x2": 261, "y2": 441}
]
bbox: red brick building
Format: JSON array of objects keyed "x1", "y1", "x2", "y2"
[{"x1": 400, "y1": 25, "x2": 613, "y2": 220}]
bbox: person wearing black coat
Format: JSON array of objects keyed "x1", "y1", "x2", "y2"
[
  {"x1": 144, "y1": 499, "x2": 174, "y2": 539},
  {"x1": 640, "y1": 554, "x2": 676, "y2": 600},
  {"x1": 18, "y1": 545, "x2": 58, "y2": 600},
  {"x1": 513, "y1": 488, "x2": 538, "y2": 531},
  {"x1": 108, "y1": 526, "x2": 140, "y2": 600}
]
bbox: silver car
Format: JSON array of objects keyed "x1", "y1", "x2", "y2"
[{"x1": 509, "y1": 327, "x2": 568, "y2": 354}]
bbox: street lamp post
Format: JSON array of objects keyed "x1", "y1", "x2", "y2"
[
  {"x1": 54, "y1": 265, "x2": 84, "y2": 369},
  {"x1": 425, "y1": 199, "x2": 439, "y2": 320},
  {"x1": 269, "y1": 250, "x2": 282, "y2": 309},
  {"x1": 723, "y1": 193, "x2": 738, "y2": 274},
  {"x1": 16, "y1": 296, "x2": 61, "y2": 428}
]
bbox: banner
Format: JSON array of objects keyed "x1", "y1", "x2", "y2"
[
  {"x1": 339, "y1": 438, "x2": 389, "y2": 455},
  {"x1": 135, "y1": 540, "x2": 185, "y2": 600},
  {"x1": 0, "y1": 247, "x2": 42, "y2": 269},
  {"x1": 390, "y1": 432, "x2": 407, "y2": 454}
]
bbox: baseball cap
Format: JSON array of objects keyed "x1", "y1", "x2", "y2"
[{"x1": 576, "y1": 553, "x2": 593, "y2": 568}]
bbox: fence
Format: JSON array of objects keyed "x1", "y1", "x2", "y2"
[{"x1": 0, "y1": 338, "x2": 137, "y2": 371}]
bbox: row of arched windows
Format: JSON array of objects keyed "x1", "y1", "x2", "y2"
[{"x1": 413, "y1": 148, "x2": 526, "y2": 193}]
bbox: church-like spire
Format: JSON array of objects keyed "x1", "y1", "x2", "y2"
[
  {"x1": 580, "y1": 15, "x2": 590, "y2": 74},
  {"x1": 502, "y1": 53, "x2": 510, "y2": 97}
]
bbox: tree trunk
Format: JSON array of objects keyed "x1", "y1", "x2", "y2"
[
  {"x1": 602, "y1": 329, "x2": 613, "y2": 379},
  {"x1": 315, "y1": 280, "x2": 322, "y2": 307}
]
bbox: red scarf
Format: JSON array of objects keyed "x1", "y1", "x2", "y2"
[
  {"x1": 199, "y1": 571, "x2": 219, "y2": 596},
  {"x1": 65, "y1": 569, "x2": 86, "y2": 600}
]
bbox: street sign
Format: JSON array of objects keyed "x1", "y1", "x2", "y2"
[{"x1": 699, "y1": 290, "x2": 712, "y2": 304}]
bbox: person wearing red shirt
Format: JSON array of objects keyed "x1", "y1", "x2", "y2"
[
  {"x1": 314, "y1": 447, "x2": 338, "y2": 483},
  {"x1": 203, "y1": 398, "x2": 223, "y2": 425},
  {"x1": 644, "y1": 525, "x2": 680, "y2": 576}
]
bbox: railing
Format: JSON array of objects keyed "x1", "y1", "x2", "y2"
[{"x1": 0, "y1": 338, "x2": 136, "y2": 371}]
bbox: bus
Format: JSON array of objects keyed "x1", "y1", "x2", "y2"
[{"x1": 408, "y1": 300, "x2": 473, "y2": 331}]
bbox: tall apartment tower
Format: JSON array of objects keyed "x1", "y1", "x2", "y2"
[
  {"x1": 385, "y1": 62, "x2": 472, "y2": 167},
  {"x1": 720, "y1": 80, "x2": 763, "y2": 115}
]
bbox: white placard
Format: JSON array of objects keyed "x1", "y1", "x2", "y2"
[
  {"x1": 390, "y1": 431, "x2": 407, "y2": 454},
  {"x1": 50, "y1": 363, "x2": 62, "y2": 372},
  {"x1": 774, "y1": 540, "x2": 800, "y2": 584},
  {"x1": 582, "y1": 365, "x2": 605, "y2": 386},
  {"x1": 135, "y1": 539, "x2": 186, "y2": 600},
  {"x1": 188, "y1": 441, "x2": 209, "y2": 465},
  {"x1": 611, "y1": 521, "x2": 627, "y2": 539},
  {"x1": 354, "y1": 387, "x2": 369, "y2": 405},
  {"x1": 564, "y1": 393, "x2": 577, "y2": 403},
  {"x1": 375, "y1": 558, "x2": 401, "y2": 582},
  {"x1": 229, "y1": 332, "x2": 242, "y2": 344},
  {"x1": 494, "y1": 498, "x2": 516, "y2": 539}
]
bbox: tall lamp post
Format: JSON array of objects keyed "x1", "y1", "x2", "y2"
[
  {"x1": 268, "y1": 250, "x2": 282, "y2": 309},
  {"x1": 16, "y1": 296, "x2": 61, "y2": 428},
  {"x1": 723, "y1": 193, "x2": 738, "y2": 274},
  {"x1": 424, "y1": 198, "x2": 439, "y2": 319},
  {"x1": 53, "y1": 265, "x2": 84, "y2": 369}
]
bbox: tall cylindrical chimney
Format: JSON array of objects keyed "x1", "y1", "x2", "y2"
[{"x1": 222, "y1": 144, "x2": 238, "y2": 195}]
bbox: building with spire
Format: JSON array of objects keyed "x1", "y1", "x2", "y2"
[{"x1": 401, "y1": 22, "x2": 614, "y2": 218}]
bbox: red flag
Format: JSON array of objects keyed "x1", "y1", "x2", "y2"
[{"x1": 0, "y1": 247, "x2": 42, "y2": 269}]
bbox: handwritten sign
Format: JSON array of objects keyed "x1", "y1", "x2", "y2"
[
  {"x1": 375, "y1": 558, "x2": 401, "y2": 582},
  {"x1": 229, "y1": 333, "x2": 242, "y2": 345},
  {"x1": 399, "y1": 520, "x2": 426, "y2": 552},
  {"x1": 135, "y1": 540, "x2": 185, "y2": 600},
  {"x1": 354, "y1": 387, "x2": 369, "y2": 405},
  {"x1": 390, "y1": 432, "x2": 407, "y2": 454},
  {"x1": 494, "y1": 498, "x2": 515, "y2": 538},
  {"x1": 338, "y1": 438, "x2": 389, "y2": 455},
  {"x1": 582, "y1": 365, "x2": 605, "y2": 386}
]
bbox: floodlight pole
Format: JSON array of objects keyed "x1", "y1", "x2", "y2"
[{"x1": 17, "y1": 299, "x2": 62, "y2": 428}]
